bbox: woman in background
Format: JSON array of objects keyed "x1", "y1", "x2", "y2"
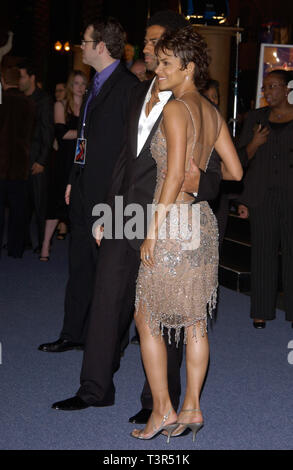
[
  {"x1": 237, "y1": 69, "x2": 293, "y2": 329},
  {"x1": 40, "y1": 70, "x2": 87, "y2": 261},
  {"x1": 203, "y1": 78, "x2": 220, "y2": 106},
  {"x1": 54, "y1": 82, "x2": 66, "y2": 102}
]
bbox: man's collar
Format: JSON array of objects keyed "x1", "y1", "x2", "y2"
[{"x1": 94, "y1": 59, "x2": 120, "y2": 79}]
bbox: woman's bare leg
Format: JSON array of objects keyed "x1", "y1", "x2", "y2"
[
  {"x1": 177, "y1": 322, "x2": 209, "y2": 425},
  {"x1": 132, "y1": 308, "x2": 177, "y2": 436},
  {"x1": 40, "y1": 219, "x2": 59, "y2": 258}
]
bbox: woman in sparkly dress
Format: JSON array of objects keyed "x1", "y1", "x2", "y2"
[{"x1": 131, "y1": 26, "x2": 243, "y2": 442}]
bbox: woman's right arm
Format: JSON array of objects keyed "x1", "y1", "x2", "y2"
[
  {"x1": 54, "y1": 101, "x2": 77, "y2": 140},
  {"x1": 237, "y1": 110, "x2": 270, "y2": 161},
  {"x1": 245, "y1": 125, "x2": 270, "y2": 160},
  {"x1": 214, "y1": 120, "x2": 243, "y2": 181}
]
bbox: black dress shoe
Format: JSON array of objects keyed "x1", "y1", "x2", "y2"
[
  {"x1": 52, "y1": 396, "x2": 90, "y2": 410},
  {"x1": 52, "y1": 395, "x2": 114, "y2": 410},
  {"x1": 33, "y1": 246, "x2": 41, "y2": 254},
  {"x1": 38, "y1": 338, "x2": 84, "y2": 352},
  {"x1": 129, "y1": 408, "x2": 152, "y2": 424},
  {"x1": 253, "y1": 320, "x2": 266, "y2": 329}
]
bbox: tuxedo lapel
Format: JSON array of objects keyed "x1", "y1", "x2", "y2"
[
  {"x1": 129, "y1": 80, "x2": 153, "y2": 158},
  {"x1": 136, "y1": 94, "x2": 173, "y2": 159},
  {"x1": 137, "y1": 113, "x2": 162, "y2": 158}
]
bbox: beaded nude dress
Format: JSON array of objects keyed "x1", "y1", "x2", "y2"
[{"x1": 135, "y1": 92, "x2": 222, "y2": 344}]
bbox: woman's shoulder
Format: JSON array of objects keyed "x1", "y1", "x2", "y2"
[
  {"x1": 246, "y1": 106, "x2": 269, "y2": 118},
  {"x1": 241, "y1": 106, "x2": 270, "y2": 127},
  {"x1": 165, "y1": 95, "x2": 198, "y2": 117},
  {"x1": 163, "y1": 98, "x2": 188, "y2": 116},
  {"x1": 251, "y1": 105, "x2": 269, "y2": 113},
  {"x1": 54, "y1": 100, "x2": 66, "y2": 111},
  {"x1": 54, "y1": 100, "x2": 68, "y2": 124}
]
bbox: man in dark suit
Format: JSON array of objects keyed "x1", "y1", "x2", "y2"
[
  {"x1": 0, "y1": 66, "x2": 35, "y2": 258},
  {"x1": 18, "y1": 61, "x2": 54, "y2": 252},
  {"x1": 51, "y1": 11, "x2": 222, "y2": 413},
  {"x1": 38, "y1": 17, "x2": 138, "y2": 353}
]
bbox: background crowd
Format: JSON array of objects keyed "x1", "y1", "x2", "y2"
[{"x1": 0, "y1": 44, "x2": 155, "y2": 262}]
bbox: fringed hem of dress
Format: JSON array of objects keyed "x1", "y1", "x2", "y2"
[{"x1": 135, "y1": 284, "x2": 218, "y2": 346}]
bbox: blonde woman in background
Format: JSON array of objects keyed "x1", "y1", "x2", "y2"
[{"x1": 40, "y1": 70, "x2": 87, "y2": 261}]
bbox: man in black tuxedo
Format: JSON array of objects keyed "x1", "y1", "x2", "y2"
[
  {"x1": 18, "y1": 61, "x2": 54, "y2": 252},
  {"x1": 0, "y1": 66, "x2": 35, "y2": 258},
  {"x1": 51, "y1": 11, "x2": 222, "y2": 413},
  {"x1": 38, "y1": 17, "x2": 138, "y2": 353}
]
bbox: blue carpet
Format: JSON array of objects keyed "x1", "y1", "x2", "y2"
[{"x1": 0, "y1": 238, "x2": 292, "y2": 450}]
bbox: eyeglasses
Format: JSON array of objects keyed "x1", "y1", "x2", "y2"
[
  {"x1": 261, "y1": 83, "x2": 286, "y2": 92},
  {"x1": 81, "y1": 40, "x2": 98, "y2": 46}
]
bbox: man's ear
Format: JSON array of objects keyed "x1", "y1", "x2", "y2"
[{"x1": 97, "y1": 41, "x2": 105, "y2": 55}]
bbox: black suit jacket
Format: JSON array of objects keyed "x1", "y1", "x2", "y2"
[
  {"x1": 237, "y1": 107, "x2": 293, "y2": 207},
  {"x1": 29, "y1": 87, "x2": 54, "y2": 167},
  {"x1": 69, "y1": 63, "x2": 138, "y2": 221},
  {"x1": 106, "y1": 79, "x2": 222, "y2": 250},
  {"x1": 0, "y1": 88, "x2": 35, "y2": 180}
]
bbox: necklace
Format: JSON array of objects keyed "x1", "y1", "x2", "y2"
[{"x1": 271, "y1": 107, "x2": 293, "y2": 120}]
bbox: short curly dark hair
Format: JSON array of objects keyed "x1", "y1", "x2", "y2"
[
  {"x1": 266, "y1": 69, "x2": 293, "y2": 87},
  {"x1": 147, "y1": 9, "x2": 190, "y2": 34},
  {"x1": 155, "y1": 25, "x2": 210, "y2": 92},
  {"x1": 86, "y1": 17, "x2": 126, "y2": 59}
]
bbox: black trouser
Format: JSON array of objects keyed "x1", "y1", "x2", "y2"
[
  {"x1": 0, "y1": 180, "x2": 27, "y2": 257},
  {"x1": 60, "y1": 179, "x2": 98, "y2": 343},
  {"x1": 249, "y1": 188, "x2": 293, "y2": 321},
  {"x1": 77, "y1": 236, "x2": 184, "y2": 408},
  {"x1": 26, "y1": 171, "x2": 47, "y2": 248}
]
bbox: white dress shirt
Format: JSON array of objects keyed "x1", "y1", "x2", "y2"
[{"x1": 136, "y1": 78, "x2": 171, "y2": 157}]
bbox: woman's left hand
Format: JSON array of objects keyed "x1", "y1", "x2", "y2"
[{"x1": 140, "y1": 238, "x2": 156, "y2": 268}]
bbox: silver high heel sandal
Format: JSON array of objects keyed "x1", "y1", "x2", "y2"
[
  {"x1": 131, "y1": 407, "x2": 178, "y2": 443},
  {"x1": 172, "y1": 408, "x2": 204, "y2": 441}
]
